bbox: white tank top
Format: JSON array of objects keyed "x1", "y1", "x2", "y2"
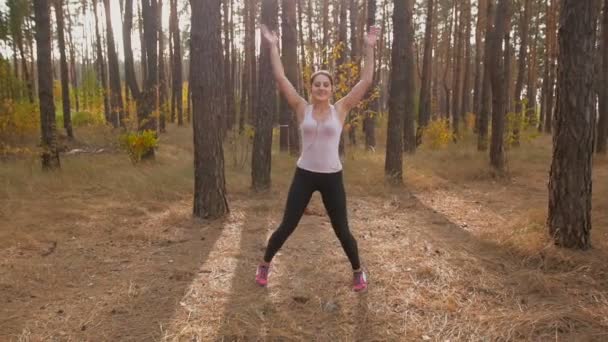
[{"x1": 296, "y1": 104, "x2": 343, "y2": 173}]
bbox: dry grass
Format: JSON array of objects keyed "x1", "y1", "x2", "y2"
[{"x1": 1, "y1": 124, "x2": 608, "y2": 341}]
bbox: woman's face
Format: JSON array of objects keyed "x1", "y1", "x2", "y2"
[{"x1": 311, "y1": 74, "x2": 332, "y2": 102}]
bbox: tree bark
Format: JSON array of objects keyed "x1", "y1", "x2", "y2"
[
  {"x1": 417, "y1": 0, "x2": 434, "y2": 145},
  {"x1": 92, "y1": 0, "x2": 111, "y2": 125},
  {"x1": 597, "y1": 0, "x2": 608, "y2": 154},
  {"x1": 280, "y1": 0, "x2": 299, "y2": 153},
  {"x1": 33, "y1": 0, "x2": 60, "y2": 170},
  {"x1": 385, "y1": 0, "x2": 409, "y2": 183},
  {"x1": 191, "y1": 0, "x2": 229, "y2": 218},
  {"x1": 489, "y1": 0, "x2": 509, "y2": 171},
  {"x1": 252, "y1": 0, "x2": 278, "y2": 191},
  {"x1": 548, "y1": 0, "x2": 598, "y2": 249},
  {"x1": 54, "y1": 0, "x2": 73, "y2": 138},
  {"x1": 103, "y1": 0, "x2": 125, "y2": 127}
]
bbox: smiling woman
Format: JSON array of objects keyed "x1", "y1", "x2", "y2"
[{"x1": 254, "y1": 19, "x2": 380, "y2": 292}]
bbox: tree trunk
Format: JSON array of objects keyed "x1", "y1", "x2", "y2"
[
  {"x1": 512, "y1": 0, "x2": 531, "y2": 147},
  {"x1": 452, "y1": 0, "x2": 463, "y2": 136},
  {"x1": 33, "y1": 0, "x2": 60, "y2": 170},
  {"x1": 280, "y1": 0, "x2": 299, "y2": 153},
  {"x1": 307, "y1": 0, "x2": 316, "y2": 68},
  {"x1": 139, "y1": 2, "x2": 148, "y2": 84},
  {"x1": 103, "y1": 0, "x2": 125, "y2": 127},
  {"x1": 123, "y1": 0, "x2": 142, "y2": 105},
  {"x1": 541, "y1": 0, "x2": 557, "y2": 133},
  {"x1": 473, "y1": 0, "x2": 487, "y2": 124},
  {"x1": 364, "y1": 0, "x2": 377, "y2": 150},
  {"x1": 252, "y1": 0, "x2": 278, "y2": 191},
  {"x1": 548, "y1": 0, "x2": 597, "y2": 249},
  {"x1": 460, "y1": 0, "x2": 472, "y2": 121},
  {"x1": 489, "y1": 0, "x2": 509, "y2": 171},
  {"x1": 293, "y1": 0, "x2": 305, "y2": 154},
  {"x1": 170, "y1": 0, "x2": 183, "y2": 126},
  {"x1": 239, "y1": 0, "x2": 250, "y2": 133},
  {"x1": 54, "y1": 0, "x2": 73, "y2": 138},
  {"x1": 385, "y1": 0, "x2": 409, "y2": 183},
  {"x1": 321, "y1": 0, "x2": 330, "y2": 68},
  {"x1": 140, "y1": 0, "x2": 159, "y2": 136},
  {"x1": 158, "y1": 0, "x2": 167, "y2": 133},
  {"x1": 402, "y1": 0, "x2": 416, "y2": 153},
  {"x1": 191, "y1": 0, "x2": 229, "y2": 218},
  {"x1": 92, "y1": 0, "x2": 111, "y2": 125},
  {"x1": 65, "y1": 4, "x2": 79, "y2": 113},
  {"x1": 417, "y1": 0, "x2": 434, "y2": 145},
  {"x1": 223, "y1": 0, "x2": 235, "y2": 132},
  {"x1": 478, "y1": 0, "x2": 494, "y2": 152},
  {"x1": 597, "y1": 0, "x2": 608, "y2": 154},
  {"x1": 526, "y1": 2, "x2": 539, "y2": 127}
]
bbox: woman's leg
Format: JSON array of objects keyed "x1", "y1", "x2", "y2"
[
  {"x1": 263, "y1": 168, "x2": 315, "y2": 263},
  {"x1": 319, "y1": 172, "x2": 361, "y2": 270}
]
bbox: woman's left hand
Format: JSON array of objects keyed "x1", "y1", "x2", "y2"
[{"x1": 364, "y1": 26, "x2": 380, "y2": 48}]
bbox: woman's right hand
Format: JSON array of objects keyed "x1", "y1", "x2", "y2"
[{"x1": 261, "y1": 24, "x2": 279, "y2": 47}]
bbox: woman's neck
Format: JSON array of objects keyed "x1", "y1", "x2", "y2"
[{"x1": 311, "y1": 100, "x2": 331, "y2": 111}]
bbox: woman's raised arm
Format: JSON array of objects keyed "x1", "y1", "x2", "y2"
[
  {"x1": 261, "y1": 24, "x2": 307, "y2": 118},
  {"x1": 335, "y1": 26, "x2": 380, "y2": 121}
]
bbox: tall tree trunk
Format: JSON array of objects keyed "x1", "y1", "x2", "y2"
[
  {"x1": 191, "y1": 0, "x2": 229, "y2": 218},
  {"x1": 248, "y1": 0, "x2": 258, "y2": 125},
  {"x1": 548, "y1": 0, "x2": 597, "y2": 249},
  {"x1": 92, "y1": 0, "x2": 110, "y2": 124},
  {"x1": 478, "y1": 0, "x2": 494, "y2": 151},
  {"x1": 489, "y1": 0, "x2": 509, "y2": 171},
  {"x1": 526, "y1": 2, "x2": 539, "y2": 127},
  {"x1": 417, "y1": 0, "x2": 434, "y2": 145},
  {"x1": 385, "y1": 0, "x2": 408, "y2": 183},
  {"x1": 223, "y1": 0, "x2": 235, "y2": 132},
  {"x1": 17, "y1": 39, "x2": 34, "y2": 103},
  {"x1": 512, "y1": 0, "x2": 531, "y2": 147},
  {"x1": 239, "y1": 0, "x2": 250, "y2": 133},
  {"x1": 460, "y1": 0, "x2": 472, "y2": 122},
  {"x1": 452, "y1": 0, "x2": 463, "y2": 136},
  {"x1": 473, "y1": 0, "x2": 487, "y2": 124},
  {"x1": 364, "y1": 0, "x2": 377, "y2": 150},
  {"x1": 597, "y1": 0, "x2": 608, "y2": 154},
  {"x1": 54, "y1": 0, "x2": 73, "y2": 139},
  {"x1": 139, "y1": 2, "x2": 148, "y2": 84},
  {"x1": 321, "y1": 0, "x2": 330, "y2": 68},
  {"x1": 307, "y1": 0, "x2": 316, "y2": 68},
  {"x1": 293, "y1": 0, "x2": 305, "y2": 154},
  {"x1": 158, "y1": 0, "x2": 167, "y2": 133},
  {"x1": 402, "y1": 0, "x2": 416, "y2": 153},
  {"x1": 123, "y1": 0, "x2": 142, "y2": 100},
  {"x1": 348, "y1": 0, "x2": 360, "y2": 146},
  {"x1": 65, "y1": 4, "x2": 79, "y2": 113},
  {"x1": 170, "y1": 0, "x2": 183, "y2": 126},
  {"x1": 442, "y1": 4, "x2": 454, "y2": 120},
  {"x1": 141, "y1": 0, "x2": 159, "y2": 135},
  {"x1": 33, "y1": 0, "x2": 60, "y2": 170},
  {"x1": 541, "y1": 0, "x2": 557, "y2": 133},
  {"x1": 103, "y1": 0, "x2": 125, "y2": 127},
  {"x1": 337, "y1": 0, "x2": 348, "y2": 154},
  {"x1": 252, "y1": 0, "x2": 278, "y2": 191},
  {"x1": 280, "y1": 0, "x2": 298, "y2": 153}
]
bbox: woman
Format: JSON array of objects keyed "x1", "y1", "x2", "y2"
[{"x1": 255, "y1": 23, "x2": 380, "y2": 292}]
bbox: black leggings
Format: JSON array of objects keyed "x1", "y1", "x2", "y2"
[{"x1": 263, "y1": 167, "x2": 361, "y2": 270}]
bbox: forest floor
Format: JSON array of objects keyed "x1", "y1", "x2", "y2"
[{"x1": 1, "y1": 124, "x2": 608, "y2": 341}]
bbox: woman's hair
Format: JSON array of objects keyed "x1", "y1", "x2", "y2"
[{"x1": 310, "y1": 70, "x2": 334, "y2": 86}]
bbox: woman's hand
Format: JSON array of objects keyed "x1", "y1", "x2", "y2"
[
  {"x1": 363, "y1": 26, "x2": 380, "y2": 48},
  {"x1": 261, "y1": 24, "x2": 279, "y2": 47}
]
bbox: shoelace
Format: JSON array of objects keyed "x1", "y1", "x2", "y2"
[
  {"x1": 354, "y1": 272, "x2": 365, "y2": 285},
  {"x1": 258, "y1": 266, "x2": 269, "y2": 278}
]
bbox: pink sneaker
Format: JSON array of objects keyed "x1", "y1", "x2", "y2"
[
  {"x1": 353, "y1": 270, "x2": 368, "y2": 292},
  {"x1": 255, "y1": 264, "x2": 270, "y2": 287}
]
